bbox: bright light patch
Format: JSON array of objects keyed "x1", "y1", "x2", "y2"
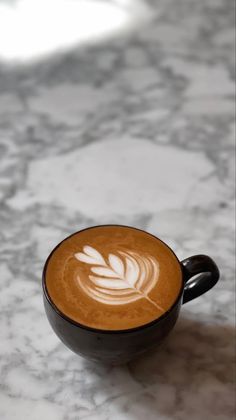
[{"x1": 0, "y1": 0, "x2": 149, "y2": 61}]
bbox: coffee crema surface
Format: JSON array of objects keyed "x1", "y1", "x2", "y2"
[{"x1": 45, "y1": 226, "x2": 182, "y2": 330}]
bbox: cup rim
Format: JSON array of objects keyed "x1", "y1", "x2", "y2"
[{"x1": 42, "y1": 224, "x2": 184, "y2": 334}]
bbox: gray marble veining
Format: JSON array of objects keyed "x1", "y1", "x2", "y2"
[{"x1": 0, "y1": 0, "x2": 235, "y2": 419}]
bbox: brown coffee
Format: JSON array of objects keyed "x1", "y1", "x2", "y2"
[{"x1": 45, "y1": 226, "x2": 182, "y2": 330}]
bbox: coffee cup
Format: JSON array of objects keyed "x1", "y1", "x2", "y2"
[{"x1": 42, "y1": 225, "x2": 220, "y2": 364}]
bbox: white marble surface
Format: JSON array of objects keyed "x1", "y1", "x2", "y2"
[{"x1": 0, "y1": 0, "x2": 235, "y2": 419}]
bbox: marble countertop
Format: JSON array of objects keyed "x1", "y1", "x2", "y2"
[{"x1": 0, "y1": 0, "x2": 235, "y2": 419}]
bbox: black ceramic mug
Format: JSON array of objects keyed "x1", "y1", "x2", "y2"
[{"x1": 42, "y1": 227, "x2": 220, "y2": 364}]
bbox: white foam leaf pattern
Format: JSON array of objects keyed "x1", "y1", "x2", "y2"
[
  {"x1": 83, "y1": 245, "x2": 106, "y2": 265},
  {"x1": 74, "y1": 246, "x2": 164, "y2": 311},
  {"x1": 74, "y1": 253, "x2": 97, "y2": 265},
  {"x1": 75, "y1": 245, "x2": 106, "y2": 265},
  {"x1": 108, "y1": 254, "x2": 124, "y2": 277},
  {"x1": 91, "y1": 266, "x2": 120, "y2": 278},
  {"x1": 125, "y1": 255, "x2": 140, "y2": 287},
  {"x1": 89, "y1": 276, "x2": 128, "y2": 289}
]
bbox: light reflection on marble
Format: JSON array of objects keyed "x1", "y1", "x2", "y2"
[
  {"x1": 0, "y1": 0, "x2": 235, "y2": 419},
  {"x1": 0, "y1": 0, "x2": 151, "y2": 61}
]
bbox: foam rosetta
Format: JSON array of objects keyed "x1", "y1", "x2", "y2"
[
  {"x1": 45, "y1": 226, "x2": 183, "y2": 330},
  {"x1": 74, "y1": 246, "x2": 163, "y2": 310}
]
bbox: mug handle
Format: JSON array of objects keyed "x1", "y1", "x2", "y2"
[{"x1": 181, "y1": 254, "x2": 220, "y2": 304}]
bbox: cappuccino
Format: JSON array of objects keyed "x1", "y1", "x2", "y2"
[{"x1": 45, "y1": 226, "x2": 182, "y2": 330}]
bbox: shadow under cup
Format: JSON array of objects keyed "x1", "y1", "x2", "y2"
[{"x1": 42, "y1": 228, "x2": 220, "y2": 364}]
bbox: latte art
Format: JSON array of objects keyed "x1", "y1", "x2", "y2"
[
  {"x1": 45, "y1": 226, "x2": 182, "y2": 330},
  {"x1": 75, "y1": 246, "x2": 163, "y2": 310}
]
